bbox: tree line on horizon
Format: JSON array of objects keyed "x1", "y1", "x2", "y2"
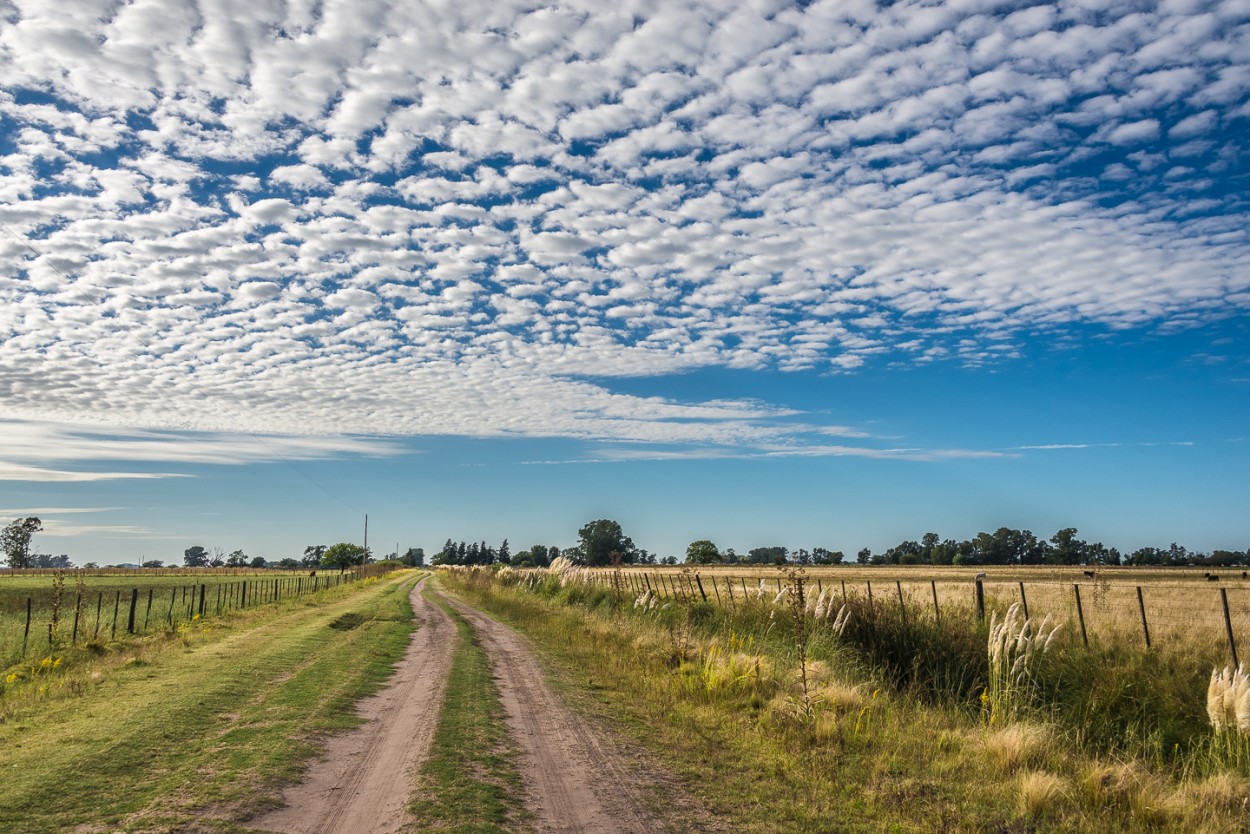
[
  {"x1": 4, "y1": 515, "x2": 1246, "y2": 570},
  {"x1": 426, "y1": 519, "x2": 1250, "y2": 569}
]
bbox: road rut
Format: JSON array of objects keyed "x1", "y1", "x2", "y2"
[
  {"x1": 253, "y1": 576, "x2": 454, "y2": 834},
  {"x1": 446, "y1": 597, "x2": 691, "y2": 834}
]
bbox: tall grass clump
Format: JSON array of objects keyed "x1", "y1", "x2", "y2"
[
  {"x1": 833, "y1": 593, "x2": 986, "y2": 704},
  {"x1": 985, "y1": 603, "x2": 1061, "y2": 725},
  {"x1": 1202, "y1": 665, "x2": 1250, "y2": 773}
]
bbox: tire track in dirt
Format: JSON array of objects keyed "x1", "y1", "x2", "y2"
[
  {"x1": 253, "y1": 576, "x2": 454, "y2": 834},
  {"x1": 445, "y1": 596, "x2": 702, "y2": 834}
]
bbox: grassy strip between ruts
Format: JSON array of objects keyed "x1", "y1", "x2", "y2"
[
  {"x1": 407, "y1": 585, "x2": 531, "y2": 834},
  {"x1": 0, "y1": 570, "x2": 422, "y2": 834}
]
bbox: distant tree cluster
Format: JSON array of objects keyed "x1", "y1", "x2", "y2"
[
  {"x1": 179, "y1": 543, "x2": 358, "y2": 570},
  {"x1": 683, "y1": 541, "x2": 845, "y2": 566},
  {"x1": 432, "y1": 538, "x2": 512, "y2": 566},
  {"x1": 862, "y1": 527, "x2": 1250, "y2": 567}
]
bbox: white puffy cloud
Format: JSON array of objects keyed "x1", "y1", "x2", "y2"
[{"x1": 0, "y1": 0, "x2": 1246, "y2": 464}]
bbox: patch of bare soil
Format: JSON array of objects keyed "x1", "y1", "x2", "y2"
[
  {"x1": 252, "y1": 577, "x2": 454, "y2": 834},
  {"x1": 445, "y1": 597, "x2": 714, "y2": 834}
]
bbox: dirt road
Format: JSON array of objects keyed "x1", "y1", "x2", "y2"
[
  {"x1": 253, "y1": 576, "x2": 455, "y2": 834},
  {"x1": 446, "y1": 598, "x2": 691, "y2": 834},
  {"x1": 254, "y1": 576, "x2": 702, "y2": 833}
]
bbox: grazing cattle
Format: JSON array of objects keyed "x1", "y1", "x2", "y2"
[
  {"x1": 309, "y1": 570, "x2": 317, "y2": 577},
  {"x1": 1083, "y1": 570, "x2": 1095, "y2": 579},
  {"x1": 1208, "y1": 574, "x2": 1220, "y2": 581}
]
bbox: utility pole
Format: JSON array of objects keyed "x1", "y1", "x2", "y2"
[{"x1": 363, "y1": 514, "x2": 369, "y2": 554}]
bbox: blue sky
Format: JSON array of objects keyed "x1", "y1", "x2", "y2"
[{"x1": 1, "y1": 0, "x2": 1248, "y2": 564}]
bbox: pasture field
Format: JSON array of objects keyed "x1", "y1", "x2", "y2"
[
  {"x1": 0, "y1": 568, "x2": 366, "y2": 670},
  {"x1": 0, "y1": 570, "x2": 421, "y2": 833},
  {"x1": 438, "y1": 563, "x2": 1250, "y2": 833},
  {"x1": 617, "y1": 564, "x2": 1250, "y2": 660}
]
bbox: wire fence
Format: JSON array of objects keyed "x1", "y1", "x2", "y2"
[
  {"x1": 565, "y1": 568, "x2": 1250, "y2": 665},
  {"x1": 0, "y1": 565, "x2": 395, "y2": 669}
]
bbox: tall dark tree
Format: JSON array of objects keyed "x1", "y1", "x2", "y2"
[
  {"x1": 1048, "y1": 528, "x2": 1088, "y2": 564},
  {"x1": 302, "y1": 545, "x2": 327, "y2": 567},
  {"x1": 183, "y1": 545, "x2": 209, "y2": 568},
  {"x1": 685, "y1": 540, "x2": 720, "y2": 564},
  {"x1": 498, "y1": 539, "x2": 510, "y2": 564},
  {"x1": 577, "y1": 519, "x2": 637, "y2": 566},
  {"x1": 2, "y1": 517, "x2": 42, "y2": 568}
]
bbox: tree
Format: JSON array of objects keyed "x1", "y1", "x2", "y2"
[
  {"x1": 276, "y1": 557, "x2": 300, "y2": 568},
  {"x1": 498, "y1": 539, "x2": 510, "y2": 565},
  {"x1": 208, "y1": 547, "x2": 226, "y2": 568},
  {"x1": 812, "y1": 548, "x2": 844, "y2": 565},
  {"x1": 2, "y1": 517, "x2": 43, "y2": 568},
  {"x1": 685, "y1": 540, "x2": 721, "y2": 564},
  {"x1": 402, "y1": 547, "x2": 425, "y2": 567},
  {"x1": 302, "y1": 545, "x2": 327, "y2": 567},
  {"x1": 142, "y1": 559, "x2": 164, "y2": 568},
  {"x1": 250, "y1": 556, "x2": 268, "y2": 569},
  {"x1": 226, "y1": 549, "x2": 248, "y2": 567},
  {"x1": 857, "y1": 547, "x2": 872, "y2": 565},
  {"x1": 747, "y1": 546, "x2": 788, "y2": 564},
  {"x1": 577, "y1": 519, "x2": 637, "y2": 567},
  {"x1": 322, "y1": 542, "x2": 368, "y2": 571},
  {"x1": 183, "y1": 545, "x2": 209, "y2": 568},
  {"x1": 30, "y1": 553, "x2": 73, "y2": 569},
  {"x1": 1048, "y1": 528, "x2": 1087, "y2": 565}
]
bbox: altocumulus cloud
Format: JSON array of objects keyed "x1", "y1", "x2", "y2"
[{"x1": 0, "y1": 0, "x2": 1248, "y2": 466}]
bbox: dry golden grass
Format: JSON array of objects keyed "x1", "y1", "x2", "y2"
[
  {"x1": 984, "y1": 722, "x2": 1053, "y2": 773},
  {"x1": 610, "y1": 564, "x2": 1250, "y2": 655},
  {"x1": 1018, "y1": 770, "x2": 1067, "y2": 818}
]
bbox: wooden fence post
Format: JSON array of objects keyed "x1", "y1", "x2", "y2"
[
  {"x1": 695, "y1": 574, "x2": 707, "y2": 603},
  {"x1": 895, "y1": 581, "x2": 907, "y2": 623},
  {"x1": 1019, "y1": 581, "x2": 1029, "y2": 621},
  {"x1": 974, "y1": 576, "x2": 985, "y2": 621},
  {"x1": 1221, "y1": 587, "x2": 1238, "y2": 669},
  {"x1": 95, "y1": 592, "x2": 103, "y2": 637},
  {"x1": 127, "y1": 588, "x2": 138, "y2": 633},
  {"x1": 22, "y1": 598, "x2": 31, "y2": 657},
  {"x1": 144, "y1": 589, "x2": 153, "y2": 631},
  {"x1": 72, "y1": 591, "x2": 81, "y2": 645},
  {"x1": 1136, "y1": 586, "x2": 1151, "y2": 649},
  {"x1": 1074, "y1": 584, "x2": 1088, "y2": 648},
  {"x1": 111, "y1": 590, "x2": 120, "y2": 639},
  {"x1": 931, "y1": 580, "x2": 940, "y2": 622},
  {"x1": 867, "y1": 581, "x2": 874, "y2": 618}
]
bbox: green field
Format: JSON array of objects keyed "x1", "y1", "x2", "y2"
[
  {"x1": 0, "y1": 570, "x2": 420, "y2": 833},
  {"x1": 0, "y1": 567, "x2": 371, "y2": 702}
]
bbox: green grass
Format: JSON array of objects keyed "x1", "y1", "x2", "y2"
[
  {"x1": 0, "y1": 571, "x2": 421, "y2": 834},
  {"x1": 408, "y1": 587, "x2": 530, "y2": 834},
  {"x1": 0, "y1": 569, "x2": 363, "y2": 670}
]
